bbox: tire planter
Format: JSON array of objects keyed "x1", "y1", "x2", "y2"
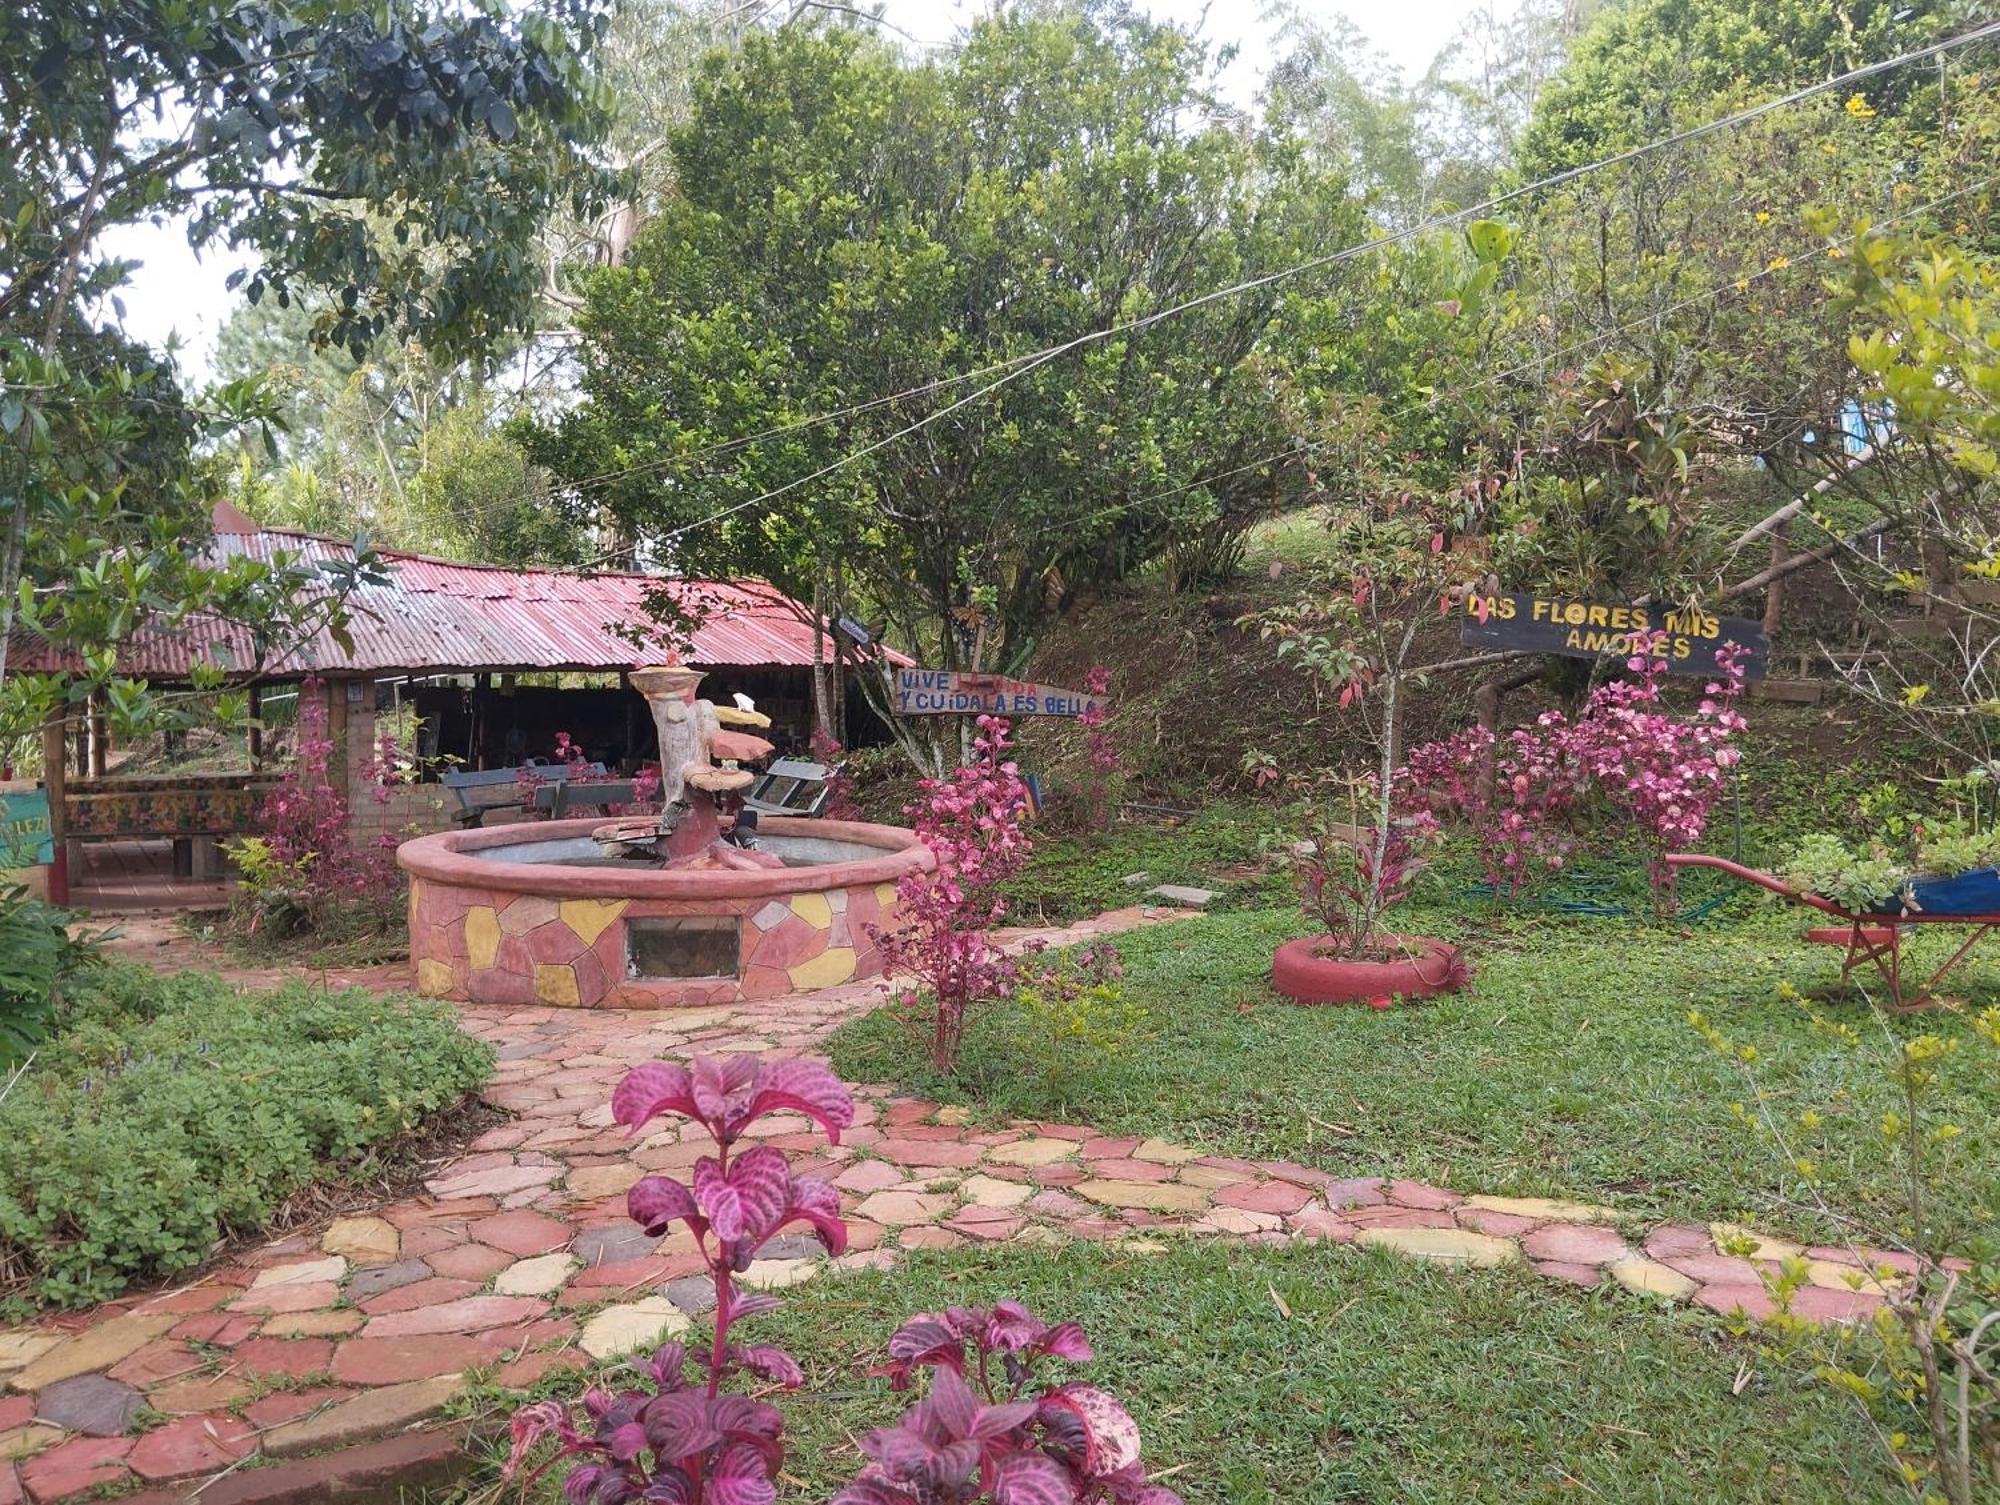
[{"x1": 1272, "y1": 933, "x2": 1465, "y2": 1006}]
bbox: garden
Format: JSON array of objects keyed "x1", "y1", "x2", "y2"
[{"x1": 4, "y1": 0, "x2": 2000, "y2": 1501}]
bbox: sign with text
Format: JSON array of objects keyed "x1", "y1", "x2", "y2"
[
  {"x1": 893, "y1": 669, "x2": 1105, "y2": 719},
  {"x1": 1458, "y1": 594, "x2": 1768, "y2": 679},
  {"x1": 1, "y1": 790, "x2": 54, "y2": 867}
]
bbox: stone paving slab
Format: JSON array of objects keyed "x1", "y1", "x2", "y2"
[{"x1": 0, "y1": 906, "x2": 1933, "y2": 1499}]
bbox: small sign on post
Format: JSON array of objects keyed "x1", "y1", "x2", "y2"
[
  {"x1": 1458, "y1": 594, "x2": 1769, "y2": 679},
  {"x1": 1, "y1": 789, "x2": 55, "y2": 867},
  {"x1": 893, "y1": 669, "x2": 1106, "y2": 719}
]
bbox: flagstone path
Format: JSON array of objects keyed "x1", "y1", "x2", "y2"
[{"x1": 0, "y1": 906, "x2": 1924, "y2": 1501}]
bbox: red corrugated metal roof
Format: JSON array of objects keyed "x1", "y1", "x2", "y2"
[{"x1": 8, "y1": 526, "x2": 908, "y2": 679}]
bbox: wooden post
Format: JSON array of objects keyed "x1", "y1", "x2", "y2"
[
  {"x1": 1762, "y1": 535, "x2": 1787, "y2": 638},
  {"x1": 247, "y1": 685, "x2": 263, "y2": 766},
  {"x1": 40, "y1": 708, "x2": 68, "y2": 905},
  {"x1": 86, "y1": 688, "x2": 108, "y2": 778}
]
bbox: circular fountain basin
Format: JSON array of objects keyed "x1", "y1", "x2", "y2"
[{"x1": 397, "y1": 816, "x2": 933, "y2": 1009}]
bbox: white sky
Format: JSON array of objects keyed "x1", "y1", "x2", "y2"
[{"x1": 109, "y1": 0, "x2": 1492, "y2": 379}]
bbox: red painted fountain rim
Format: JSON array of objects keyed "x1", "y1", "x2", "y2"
[{"x1": 396, "y1": 815, "x2": 934, "y2": 901}]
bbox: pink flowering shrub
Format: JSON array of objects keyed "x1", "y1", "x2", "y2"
[
  {"x1": 506, "y1": 1057, "x2": 1181, "y2": 1505},
  {"x1": 835, "y1": 1304, "x2": 1182, "y2": 1505},
  {"x1": 871, "y1": 716, "x2": 1033, "y2": 1073},
  {"x1": 227, "y1": 679, "x2": 400, "y2": 937},
  {"x1": 518, "y1": 731, "x2": 660, "y2": 818},
  {"x1": 1400, "y1": 723, "x2": 1583, "y2": 897},
  {"x1": 1558, "y1": 638, "x2": 1749, "y2": 909}
]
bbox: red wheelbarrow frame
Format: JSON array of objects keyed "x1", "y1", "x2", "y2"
[{"x1": 1667, "y1": 853, "x2": 1995, "y2": 1012}]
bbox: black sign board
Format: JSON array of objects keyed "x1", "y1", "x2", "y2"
[{"x1": 1459, "y1": 594, "x2": 1768, "y2": 679}]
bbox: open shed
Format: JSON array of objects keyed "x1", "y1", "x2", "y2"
[{"x1": 8, "y1": 508, "x2": 902, "y2": 907}]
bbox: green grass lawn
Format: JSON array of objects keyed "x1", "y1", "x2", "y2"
[
  {"x1": 828, "y1": 897, "x2": 2000, "y2": 1251},
  {"x1": 471, "y1": 1241, "x2": 1907, "y2": 1504}
]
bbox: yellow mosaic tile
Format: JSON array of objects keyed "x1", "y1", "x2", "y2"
[
  {"x1": 787, "y1": 946, "x2": 856, "y2": 991},
  {"x1": 465, "y1": 906, "x2": 501, "y2": 970},
  {"x1": 415, "y1": 958, "x2": 455, "y2": 997},
  {"x1": 787, "y1": 892, "x2": 833, "y2": 929},
  {"x1": 560, "y1": 897, "x2": 628, "y2": 946},
  {"x1": 535, "y1": 963, "x2": 582, "y2": 1007}
]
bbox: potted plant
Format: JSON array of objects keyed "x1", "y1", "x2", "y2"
[
  {"x1": 1252, "y1": 488, "x2": 1477, "y2": 1006},
  {"x1": 1271, "y1": 778, "x2": 1467, "y2": 1004}
]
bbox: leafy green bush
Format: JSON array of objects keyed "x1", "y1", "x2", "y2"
[
  {"x1": 1780, "y1": 834, "x2": 1910, "y2": 911},
  {"x1": 0, "y1": 886, "x2": 100, "y2": 1066},
  {"x1": 0, "y1": 964, "x2": 491, "y2": 1312}
]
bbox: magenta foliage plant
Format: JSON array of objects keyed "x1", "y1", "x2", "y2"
[
  {"x1": 1558, "y1": 637, "x2": 1749, "y2": 909},
  {"x1": 872, "y1": 715, "x2": 1033, "y2": 1073},
  {"x1": 1400, "y1": 723, "x2": 1583, "y2": 898},
  {"x1": 1292, "y1": 775, "x2": 1441, "y2": 959},
  {"x1": 237, "y1": 678, "x2": 399, "y2": 930},
  {"x1": 1075, "y1": 667, "x2": 1121, "y2": 834},
  {"x1": 811, "y1": 728, "x2": 862, "y2": 822},
  {"x1": 834, "y1": 1304, "x2": 1183, "y2": 1505},
  {"x1": 517, "y1": 731, "x2": 660, "y2": 818},
  {"x1": 503, "y1": 1053, "x2": 855, "y2": 1505}
]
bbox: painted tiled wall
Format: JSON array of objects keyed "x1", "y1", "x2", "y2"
[{"x1": 407, "y1": 874, "x2": 897, "y2": 1007}]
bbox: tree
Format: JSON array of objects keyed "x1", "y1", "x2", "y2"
[
  {"x1": 0, "y1": 0, "x2": 615, "y2": 739},
  {"x1": 531, "y1": 10, "x2": 1361, "y2": 769}
]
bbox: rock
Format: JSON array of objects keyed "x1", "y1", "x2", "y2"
[
  {"x1": 0, "y1": 1424, "x2": 60, "y2": 1460},
  {"x1": 985, "y1": 1138, "x2": 1079, "y2": 1167},
  {"x1": 34, "y1": 1375, "x2": 142, "y2": 1437},
  {"x1": 1130, "y1": 1138, "x2": 1200, "y2": 1165},
  {"x1": 1119, "y1": 871, "x2": 1152, "y2": 887},
  {"x1": 579, "y1": 1299, "x2": 690, "y2": 1361},
  {"x1": 1521, "y1": 1224, "x2": 1629, "y2": 1266},
  {"x1": 1709, "y1": 1222, "x2": 1805, "y2": 1263},
  {"x1": 572, "y1": 1223, "x2": 657, "y2": 1268},
  {"x1": 658, "y1": 1277, "x2": 716, "y2": 1316},
  {"x1": 362, "y1": 1296, "x2": 545, "y2": 1339},
  {"x1": 738, "y1": 1259, "x2": 820, "y2": 1291},
  {"x1": 264, "y1": 1375, "x2": 465, "y2": 1457},
  {"x1": 1462, "y1": 1194, "x2": 1620, "y2": 1224},
  {"x1": 471, "y1": 1210, "x2": 575, "y2": 1258},
  {"x1": 495, "y1": 1254, "x2": 580, "y2": 1298},
  {"x1": 126, "y1": 1412, "x2": 255, "y2": 1481},
  {"x1": 959, "y1": 1176, "x2": 1033, "y2": 1209},
  {"x1": 853, "y1": 1191, "x2": 955, "y2": 1226},
  {"x1": 1074, "y1": 1180, "x2": 1210, "y2": 1214},
  {"x1": 345, "y1": 1260, "x2": 433, "y2": 1303},
  {"x1": 1145, "y1": 884, "x2": 1216, "y2": 908},
  {"x1": 1356, "y1": 1227, "x2": 1521, "y2": 1267},
  {"x1": 833, "y1": 1161, "x2": 904, "y2": 1194},
  {"x1": 251, "y1": 1256, "x2": 348, "y2": 1289},
  {"x1": 566, "y1": 1164, "x2": 642, "y2": 1201},
  {"x1": 1607, "y1": 1256, "x2": 1698, "y2": 1300},
  {"x1": 0, "y1": 1335, "x2": 59, "y2": 1377},
  {"x1": 321, "y1": 1217, "x2": 400, "y2": 1267},
  {"x1": 9, "y1": 1313, "x2": 178, "y2": 1392}
]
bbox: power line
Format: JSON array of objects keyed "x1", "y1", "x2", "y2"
[{"x1": 548, "y1": 16, "x2": 2000, "y2": 560}]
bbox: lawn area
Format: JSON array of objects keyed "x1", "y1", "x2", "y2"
[
  {"x1": 0, "y1": 962, "x2": 491, "y2": 1313},
  {"x1": 828, "y1": 898, "x2": 2000, "y2": 1250},
  {"x1": 475, "y1": 1241, "x2": 1907, "y2": 1504}
]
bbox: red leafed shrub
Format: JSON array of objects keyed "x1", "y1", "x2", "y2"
[
  {"x1": 505, "y1": 1056, "x2": 1179, "y2": 1505},
  {"x1": 871, "y1": 715, "x2": 1033, "y2": 1073},
  {"x1": 811, "y1": 728, "x2": 862, "y2": 821},
  {"x1": 227, "y1": 679, "x2": 400, "y2": 938},
  {"x1": 1399, "y1": 722, "x2": 1583, "y2": 898}
]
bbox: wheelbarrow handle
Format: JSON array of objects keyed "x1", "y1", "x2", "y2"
[{"x1": 1665, "y1": 852, "x2": 1851, "y2": 917}]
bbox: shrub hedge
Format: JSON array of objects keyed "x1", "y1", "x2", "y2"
[{"x1": 0, "y1": 963, "x2": 492, "y2": 1312}]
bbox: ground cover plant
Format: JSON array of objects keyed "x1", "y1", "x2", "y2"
[
  {"x1": 468, "y1": 1240, "x2": 1913, "y2": 1504},
  {"x1": 827, "y1": 902, "x2": 2000, "y2": 1250},
  {"x1": 0, "y1": 963, "x2": 490, "y2": 1312}
]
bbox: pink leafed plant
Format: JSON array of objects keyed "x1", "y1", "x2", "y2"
[
  {"x1": 871, "y1": 715, "x2": 1033, "y2": 1073},
  {"x1": 1075, "y1": 667, "x2": 1121, "y2": 834},
  {"x1": 833, "y1": 1304, "x2": 1182, "y2": 1505},
  {"x1": 503, "y1": 1053, "x2": 855, "y2": 1505},
  {"x1": 811, "y1": 727, "x2": 862, "y2": 821},
  {"x1": 1400, "y1": 722, "x2": 1583, "y2": 898},
  {"x1": 505, "y1": 1057, "x2": 1181, "y2": 1505},
  {"x1": 1558, "y1": 637, "x2": 1749, "y2": 910}
]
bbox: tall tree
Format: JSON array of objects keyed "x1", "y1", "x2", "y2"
[
  {"x1": 531, "y1": 10, "x2": 1360, "y2": 768},
  {"x1": 0, "y1": 0, "x2": 616, "y2": 738}
]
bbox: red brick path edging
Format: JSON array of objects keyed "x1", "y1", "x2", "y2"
[{"x1": 0, "y1": 906, "x2": 1925, "y2": 1502}]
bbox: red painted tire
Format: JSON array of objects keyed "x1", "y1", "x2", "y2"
[{"x1": 1271, "y1": 934, "x2": 1466, "y2": 1006}]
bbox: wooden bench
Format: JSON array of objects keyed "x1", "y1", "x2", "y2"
[
  {"x1": 441, "y1": 762, "x2": 607, "y2": 827},
  {"x1": 529, "y1": 780, "x2": 641, "y2": 818}
]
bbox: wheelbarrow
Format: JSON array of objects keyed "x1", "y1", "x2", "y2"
[{"x1": 1666, "y1": 854, "x2": 2000, "y2": 1011}]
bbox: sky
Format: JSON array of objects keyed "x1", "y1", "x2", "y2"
[{"x1": 108, "y1": 0, "x2": 1493, "y2": 380}]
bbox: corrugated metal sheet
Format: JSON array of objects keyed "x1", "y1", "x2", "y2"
[{"x1": 8, "y1": 527, "x2": 909, "y2": 679}]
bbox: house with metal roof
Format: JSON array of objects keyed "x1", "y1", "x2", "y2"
[{"x1": 12, "y1": 506, "x2": 902, "y2": 907}]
